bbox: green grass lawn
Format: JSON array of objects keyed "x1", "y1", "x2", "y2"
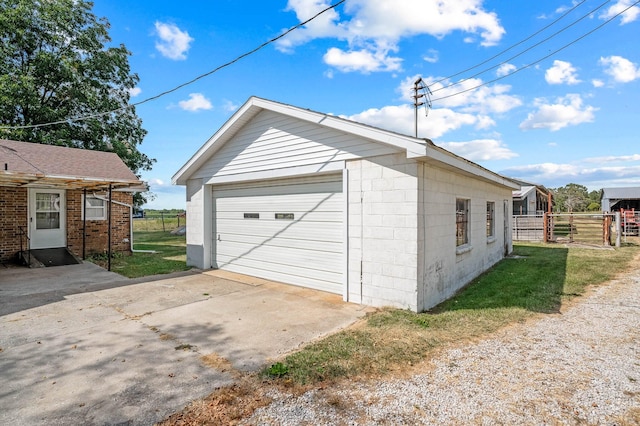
[
  {"x1": 91, "y1": 231, "x2": 190, "y2": 278},
  {"x1": 270, "y1": 242, "x2": 639, "y2": 384}
]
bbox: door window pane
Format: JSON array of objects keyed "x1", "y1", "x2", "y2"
[{"x1": 35, "y1": 193, "x2": 60, "y2": 229}]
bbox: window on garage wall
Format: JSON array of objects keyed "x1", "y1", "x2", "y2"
[
  {"x1": 456, "y1": 198, "x2": 469, "y2": 247},
  {"x1": 487, "y1": 201, "x2": 495, "y2": 238}
]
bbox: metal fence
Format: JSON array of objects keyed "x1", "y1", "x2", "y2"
[
  {"x1": 513, "y1": 212, "x2": 631, "y2": 247},
  {"x1": 512, "y1": 215, "x2": 545, "y2": 241}
]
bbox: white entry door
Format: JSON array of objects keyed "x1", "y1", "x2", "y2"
[
  {"x1": 29, "y1": 188, "x2": 66, "y2": 249},
  {"x1": 213, "y1": 176, "x2": 343, "y2": 294}
]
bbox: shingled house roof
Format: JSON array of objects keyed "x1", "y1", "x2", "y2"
[{"x1": 0, "y1": 139, "x2": 144, "y2": 190}]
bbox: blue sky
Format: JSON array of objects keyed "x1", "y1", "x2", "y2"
[{"x1": 92, "y1": 0, "x2": 640, "y2": 209}]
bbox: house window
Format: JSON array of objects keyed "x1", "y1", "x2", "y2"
[
  {"x1": 244, "y1": 213, "x2": 259, "y2": 219},
  {"x1": 487, "y1": 201, "x2": 495, "y2": 238},
  {"x1": 83, "y1": 195, "x2": 107, "y2": 220},
  {"x1": 456, "y1": 198, "x2": 469, "y2": 247}
]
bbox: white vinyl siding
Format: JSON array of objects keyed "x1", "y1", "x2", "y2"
[
  {"x1": 194, "y1": 110, "x2": 397, "y2": 179},
  {"x1": 213, "y1": 175, "x2": 343, "y2": 294}
]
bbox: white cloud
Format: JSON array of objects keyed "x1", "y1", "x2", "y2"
[
  {"x1": 154, "y1": 22, "x2": 193, "y2": 60},
  {"x1": 600, "y1": 0, "x2": 640, "y2": 25},
  {"x1": 519, "y1": 94, "x2": 597, "y2": 131},
  {"x1": 423, "y1": 49, "x2": 439, "y2": 63},
  {"x1": 344, "y1": 104, "x2": 484, "y2": 139},
  {"x1": 275, "y1": 0, "x2": 346, "y2": 53},
  {"x1": 128, "y1": 87, "x2": 142, "y2": 97},
  {"x1": 501, "y1": 161, "x2": 640, "y2": 190},
  {"x1": 148, "y1": 178, "x2": 165, "y2": 187},
  {"x1": 496, "y1": 63, "x2": 516, "y2": 77},
  {"x1": 599, "y1": 55, "x2": 640, "y2": 83},
  {"x1": 278, "y1": 0, "x2": 505, "y2": 73},
  {"x1": 545, "y1": 60, "x2": 581, "y2": 85},
  {"x1": 584, "y1": 154, "x2": 640, "y2": 163},
  {"x1": 591, "y1": 79, "x2": 605, "y2": 88},
  {"x1": 222, "y1": 99, "x2": 239, "y2": 113},
  {"x1": 178, "y1": 93, "x2": 212, "y2": 111},
  {"x1": 438, "y1": 139, "x2": 518, "y2": 161},
  {"x1": 323, "y1": 46, "x2": 402, "y2": 73},
  {"x1": 420, "y1": 76, "x2": 522, "y2": 114}
]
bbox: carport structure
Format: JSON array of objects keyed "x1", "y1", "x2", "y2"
[
  {"x1": 601, "y1": 187, "x2": 640, "y2": 212},
  {"x1": 0, "y1": 139, "x2": 145, "y2": 267}
]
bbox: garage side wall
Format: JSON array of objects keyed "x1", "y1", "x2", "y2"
[
  {"x1": 347, "y1": 153, "x2": 419, "y2": 311},
  {"x1": 419, "y1": 164, "x2": 512, "y2": 310},
  {"x1": 185, "y1": 178, "x2": 212, "y2": 269}
]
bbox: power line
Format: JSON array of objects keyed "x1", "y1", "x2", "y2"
[
  {"x1": 431, "y1": 0, "x2": 611, "y2": 94},
  {"x1": 431, "y1": 0, "x2": 640, "y2": 103},
  {"x1": 0, "y1": 0, "x2": 346, "y2": 131},
  {"x1": 431, "y1": 0, "x2": 589, "y2": 87}
]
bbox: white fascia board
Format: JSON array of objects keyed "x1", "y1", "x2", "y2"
[{"x1": 424, "y1": 143, "x2": 519, "y2": 190}]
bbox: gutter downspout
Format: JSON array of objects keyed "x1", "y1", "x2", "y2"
[{"x1": 91, "y1": 192, "x2": 156, "y2": 254}]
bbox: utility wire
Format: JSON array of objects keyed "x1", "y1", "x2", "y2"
[
  {"x1": 431, "y1": 0, "x2": 640, "y2": 103},
  {"x1": 0, "y1": 0, "x2": 345, "y2": 130},
  {"x1": 431, "y1": 0, "x2": 611, "y2": 94},
  {"x1": 431, "y1": 0, "x2": 589, "y2": 87}
]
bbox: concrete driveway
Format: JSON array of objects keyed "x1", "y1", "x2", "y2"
[{"x1": 0, "y1": 263, "x2": 368, "y2": 425}]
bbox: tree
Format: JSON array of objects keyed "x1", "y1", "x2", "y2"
[
  {"x1": 0, "y1": 0, "x2": 154, "y2": 205},
  {"x1": 552, "y1": 183, "x2": 590, "y2": 212},
  {"x1": 587, "y1": 189, "x2": 603, "y2": 211}
]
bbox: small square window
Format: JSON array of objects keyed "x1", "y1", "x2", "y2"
[
  {"x1": 244, "y1": 213, "x2": 259, "y2": 219},
  {"x1": 83, "y1": 195, "x2": 107, "y2": 221}
]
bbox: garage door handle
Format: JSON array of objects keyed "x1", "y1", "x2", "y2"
[{"x1": 217, "y1": 234, "x2": 221, "y2": 241}]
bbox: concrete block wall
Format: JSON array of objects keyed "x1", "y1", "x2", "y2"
[
  {"x1": 347, "y1": 153, "x2": 420, "y2": 311},
  {"x1": 0, "y1": 187, "x2": 28, "y2": 262},
  {"x1": 67, "y1": 190, "x2": 132, "y2": 257},
  {"x1": 419, "y1": 164, "x2": 512, "y2": 310},
  {"x1": 185, "y1": 178, "x2": 211, "y2": 269}
]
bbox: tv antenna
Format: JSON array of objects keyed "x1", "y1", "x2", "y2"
[{"x1": 412, "y1": 77, "x2": 432, "y2": 138}]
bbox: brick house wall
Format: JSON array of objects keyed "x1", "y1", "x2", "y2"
[
  {"x1": 0, "y1": 187, "x2": 28, "y2": 263},
  {"x1": 66, "y1": 190, "x2": 133, "y2": 257},
  {"x1": 0, "y1": 187, "x2": 133, "y2": 263}
]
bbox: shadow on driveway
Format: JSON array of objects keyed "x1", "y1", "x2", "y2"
[{"x1": 0, "y1": 264, "x2": 367, "y2": 425}]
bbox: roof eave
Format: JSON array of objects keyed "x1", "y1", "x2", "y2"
[{"x1": 420, "y1": 143, "x2": 519, "y2": 190}]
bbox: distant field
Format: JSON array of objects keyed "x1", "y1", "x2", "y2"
[{"x1": 133, "y1": 211, "x2": 185, "y2": 232}]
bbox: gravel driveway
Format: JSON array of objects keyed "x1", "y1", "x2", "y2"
[{"x1": 244, "y1": 265, "x2": 640, "y2": 425}]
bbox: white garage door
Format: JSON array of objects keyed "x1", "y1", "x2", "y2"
[{"x1": 213, "y1": 175, "x2": 343, "y2": 294}]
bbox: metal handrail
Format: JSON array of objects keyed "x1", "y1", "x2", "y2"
[{"x1": 17, "y1": 226, "x2": 31, "y2": 266}]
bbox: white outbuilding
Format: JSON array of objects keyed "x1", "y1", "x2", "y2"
[{"x1": 173, "y1": 97, "x2": 518, "y2": 312}]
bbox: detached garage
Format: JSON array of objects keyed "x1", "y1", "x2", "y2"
[{"x1": 173, "y1": 97, "x2": 518, "y2": 312}]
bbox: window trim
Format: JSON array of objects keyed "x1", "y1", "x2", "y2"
[
  {"x1": 83, "y1": 194, "x2": 108, "y2": 221},
  {"x1": 456, "y1": 198, "x2": 470, "y2": 249},
  {"x1": 486, "y1": 201, "x2": 495, "y2": 239}
]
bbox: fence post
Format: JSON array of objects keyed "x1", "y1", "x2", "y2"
[
  {"x1": 603, "y1": 214, "x2": 611, "y2": 246},
  {"x1": 615, "y1": 211, "x2": 621, "y2": 247},
  {"x1": 161, "y1": 211, "x2": 165, "y2": 232},
  {"x1": 543, "y1": 213, "x2": 549, "y2": 243}
]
